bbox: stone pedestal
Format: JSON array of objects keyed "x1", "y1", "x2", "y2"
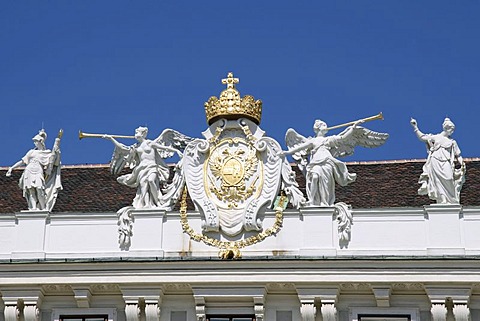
[
  {"x1": 424, "y1": 204, "x2": 464, "y2": 255},
  {"x1": 12, "y1": 211, "x2": 49, "y2": 259},
  {"x1": 299, "y1": 207, "x2": 336, "y2": 255},
  {"x1": 127, "y1": 209, "x2": 165, "y2": 256}
]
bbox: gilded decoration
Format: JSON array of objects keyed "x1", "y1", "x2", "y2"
[
  {"x1": 183, "y1": 117, "x2": 283, "y2": 237},
  {"x1": 204, "y1": 72, "x2": 262, "y2": 125},
  {"x1": 180, "y1": 187, "x2": 288, "y2": 259},
  {"x1": 180, "y1": 72, "x2": 304, "y2": 258},
  {"x1": 205, "y1": 134, "x2": 262, "y2": 209}
]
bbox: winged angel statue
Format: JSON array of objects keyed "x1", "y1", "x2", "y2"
[
  {"x1": 103, "y1": 126, "x2": 193, "y2": 248},
  {"x1": 282, "y1": 118, "x2": 388, "y2": 244},
  {"x1": 284, "y1": 119, "x2": 388, "y2": 206}
]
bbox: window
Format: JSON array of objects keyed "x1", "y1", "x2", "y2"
[
  {"x1": 358, "y1": 316, "x2": 410, "y2": 321},
  {"x1": 206, "y1": 316, "x2": 255, "y2": 321},
  {"x1": 52, "y1": 308, "x2": 116, "y2": 321},
  {"x1": 350, "y1": 308, "x2": 418, "y2": 321},
  {"x1": 60, "y1": 316, "x2": 108, "y2": 321}
]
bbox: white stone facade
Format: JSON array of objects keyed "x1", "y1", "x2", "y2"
[{"x1": 1, "y1": 205, "x2": 479, "y2": 321}]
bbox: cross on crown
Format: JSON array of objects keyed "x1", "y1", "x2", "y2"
[{"x1": 222, "y1": 72, "x2": 239, "y2": 89}]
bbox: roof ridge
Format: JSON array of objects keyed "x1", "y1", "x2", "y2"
[{"x1": 345, "y1": 157, "x2": 480, "y2": 165}]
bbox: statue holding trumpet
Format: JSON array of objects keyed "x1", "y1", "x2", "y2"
[
  {"x1": 80, "y1": 127, "x2": 193, "y2": 210},
  {"x1": 80, "y1": 126, "x2": 193, "y2": 249},
  {"x1": 281, "y1": 113, "x2": 388, "y2": 207}
]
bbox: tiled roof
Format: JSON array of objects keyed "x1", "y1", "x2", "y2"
[
  {"x1": 1, "y1": 159, "x2": 479, "y2": 213},
  {"x1": 334, "y1": 159, "x2": 480, "y2": 208}
]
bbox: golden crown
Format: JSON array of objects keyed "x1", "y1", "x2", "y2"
[{"x1": 204, "y1": 72, "x2": 263, "y2": 125}]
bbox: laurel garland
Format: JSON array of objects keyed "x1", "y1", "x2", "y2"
[{"x1": 179, "y1": 187, "x2": 287, "y2": 259}]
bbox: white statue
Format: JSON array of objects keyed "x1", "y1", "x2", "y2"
[
  {"x1": 103, "y1": 126, "x2": 192, "y2": 209},
  {"x1": 282, "y1": 117, "x2": 388, "y2": 207},
  {"x1": 80, "y1": 126, "x2": 192, "y2": 249},
  {"x1": 410, "y1": 117, "x2": 465, "y2": 204},
  {"x1": 6, "y1": 129, "x2": 63, "y2": 211}
]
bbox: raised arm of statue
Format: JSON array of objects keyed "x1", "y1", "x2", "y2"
[
  {"x1": 412, "y1": 117, "x2": 465, "y2": 204},
  {"x1": 103, "y1": 134, "x2": 130, "y2": 151},
  {"x1": 336, "y1": 120, "x2": 365, "y2": 141},
  {"x1": 410, "y1": 118, "x2": 429, "y2": 142}
]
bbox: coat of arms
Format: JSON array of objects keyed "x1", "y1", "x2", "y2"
[{"x1": 181, "y1": 73, "x2": 304, "y2": 257}]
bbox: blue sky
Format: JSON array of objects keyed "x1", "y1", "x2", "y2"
[{"x1": 1, "y1": 2, "x2": 479, "y2": 166}]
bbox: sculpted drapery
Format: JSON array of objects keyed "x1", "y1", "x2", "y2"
[
  {"x1": 6, "y1": 129, "x2": 62, "y2": 211},
  {"x1": 283, "y1": 119, "x2": 388, "y2": 207},
  {"x1": 304, "y1": 134, "x2": 357, "y2": 206},
  {"x1": 411, "y1": 117, "x2": 465, "y2": 204},
  {"x1": 104, "y1": 126, "x2": 192, "y2": 249},
  {"x1": 105, "y1": 126, "x2": 191, "y2": 209}
]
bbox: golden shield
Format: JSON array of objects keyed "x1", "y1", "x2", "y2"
[
  {"x1": 205, "y1": 137, "x2": 262, "y2": 209},
  {"x1": 222, "y1": 156, "x2": 244, "y2": 186}
]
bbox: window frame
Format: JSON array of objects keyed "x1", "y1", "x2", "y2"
[
  {"x1": 52, "y1": 308, "x2": 117, "y2": 321},
  {"x1": 206, "y1": 315, "x2": 256, "y2": 321},
  {"x1": 349, "y1": 307, "x2": 419, "y2": 321},
  {"x1": 59, "y1": 315, "x2": 108, "y2": 321},
  {"x1": 358, "y1": 315, "x2": 411, "y2": 321}
]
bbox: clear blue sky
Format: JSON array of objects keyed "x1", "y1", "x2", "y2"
[{"x1": 1, "y1": 1, "x2": 479, "y2": 166}]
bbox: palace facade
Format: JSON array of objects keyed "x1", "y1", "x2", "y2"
[
  {"x1": 1, "y1": 159, "x2": 479, "y2": 321},
  {"x1": 1, "y1": 74, "x2": 478, "y2": 321}
]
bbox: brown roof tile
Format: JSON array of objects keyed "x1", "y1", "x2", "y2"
[{"x1": 0, "y1": 159, "x2": 479, "y2": 213}]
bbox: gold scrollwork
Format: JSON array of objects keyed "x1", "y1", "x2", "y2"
[
  {"x1": 209, "y1": 125, "x2": 224, "y2": 146},
  {"x1": 179, "y1": 187, "x2": 287, "y2": 259}
]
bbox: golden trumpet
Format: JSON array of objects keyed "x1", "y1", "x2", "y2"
[
  {"x1": 326, "y1": 112, "x2": 384, "y2": 131},
  {"x1": 78, "y1": 130, "x2": 135, "y2": 140}
]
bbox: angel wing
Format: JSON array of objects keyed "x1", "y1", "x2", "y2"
[
  {"x1": 153, "y1": 128, "x2": 195, "y2": 159},
  {"x1": 285, "y1": 128, "x2": 310, "y2": 176},
  {"x1": 330, "y1": 126, "x2": 389, "y2": 158},
  {"x1": 110, "y1": 145, "x2": 135, "y2": 175}
]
